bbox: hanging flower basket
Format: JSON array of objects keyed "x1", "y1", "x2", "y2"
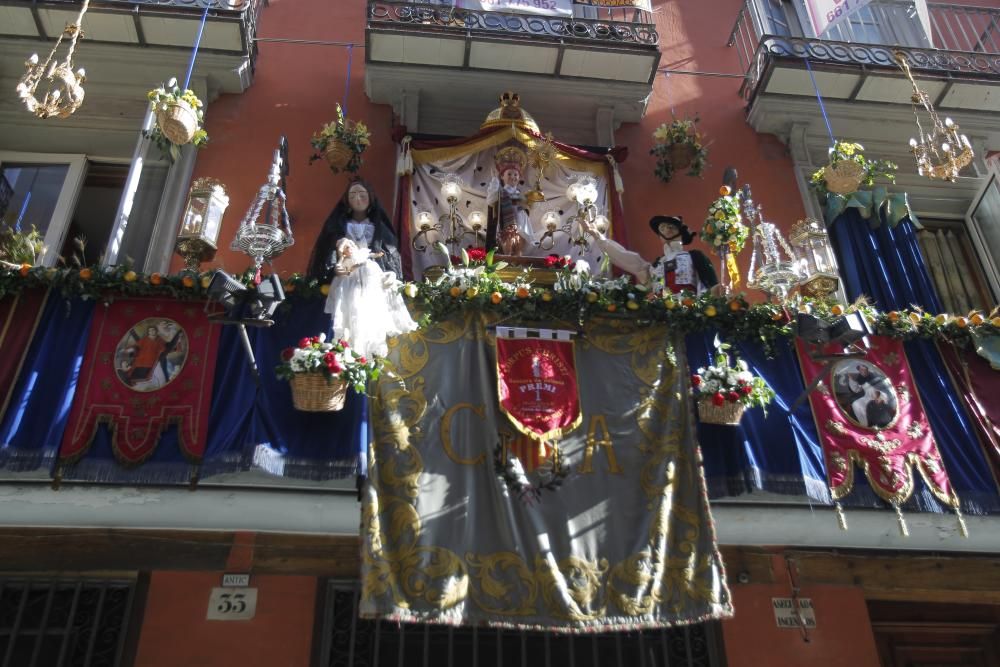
[
  {"x1": 323, "y1": 139, "x2": 355, "y2": 172},
  {"x1": 697, "y1": 398, "x2": 746, "y2": 425},
  {"x1": 810, "y1": 141, "x2": 897, "y2": 199},
  {"x1": 822, "y1": 160, "x2": 864, "y2": 195},
  {"x1": 155, "y1": 100, "x2": 199, "y2": 145},
  {"x1": 290, "y1": 374, "x2": 348, "y2": 412},
  {"x1": 650, "y1": 116, "x2": 709, "y2": 183},
  {"x1": 310, "y1": 104, "x2": 370, "y2": 175},
  {"x1": 668, "y1": 143, "x2": 697, "y2": 171}
]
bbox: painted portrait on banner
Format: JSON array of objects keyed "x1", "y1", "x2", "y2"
[
  {"x1": 114, "y1": 318, "x2": 188, "y2": 393},
  {"x1": 831, "y1": 359, "x2": 897, "y2": 430}
]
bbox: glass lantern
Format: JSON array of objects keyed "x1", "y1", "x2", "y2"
[
  {"x1": 441, "y1": 174, "x2": 464, "y2": 203},
  {"x1": 175, "y1": 178, "x2": 229, "y2": 271},
  {"x1": 790, "y1": 218, "x2": 840, "y2": 299}
]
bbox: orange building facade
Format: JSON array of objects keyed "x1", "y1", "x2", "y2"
[{"x1": 2, "y1": 0, "x2": 1000, "y2": 665}]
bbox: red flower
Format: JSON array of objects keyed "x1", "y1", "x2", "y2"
[
  {"x1": 450, "y1": 255, "x2": 462, "y2": 266},
  {"x1": 741, "y1": 384, "x2": 753, "y2": 395},
  {"x1": 358, "y1": 356, "x2": 367, "y2": 365},
  {"x1": 298, "y1": 337, "x2": 311, "y2": 348},
  {"x1": 691, "y1": 375, "x2": 702, "y2": 387},
  {"x1": 281, "y1": 348, "x2": 294, "y2": 361},
  {"x1": 727, "y1": 391, "x2": 740, "y2": 402},
  {"x1": 544, "y1": 254, "x2": 568, "y2": 269},
  {"x1": 712, "y1": 392, "x2": 725, "y2": 407},
  {"x1": 312, "y1": 336, "x2": 321, "y2": 344},
  {"x1": 339, "y1": 339, "x2": 349, "y2": 349},
  {"x1": 328, "y1": 361, "x2": 343, "y2": 374},
  {"x1": 467, "y1": 247, "x2": 487, "y2": 262},
  {"x1": 323, "y1": 352, "x2": 335, "y2": 364}
]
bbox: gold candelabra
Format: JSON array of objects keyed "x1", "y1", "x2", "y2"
[
  {"x1": 16, "y1": 0, "x2": 90, "y2": 119},
  {"x1": 895, "y1": 52, "x2": 974, "y2": 182}
]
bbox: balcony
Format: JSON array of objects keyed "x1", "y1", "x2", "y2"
[
  {"x1": 729, "y1": 0, "x2": 1000, "y2": 108},
  {"x1": 0, "y1": 0, "x2": 263, "y2": 156},
  {"x1": 365, "y1": 0, "x2": 660, "y2": 145},
  {"x1": 0, "y1": 0, "x2": 262, "y2": 62}
]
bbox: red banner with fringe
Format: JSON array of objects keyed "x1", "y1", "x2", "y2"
[
  {"x1": 796, "y1": 336, "x2": 958, "y2": 507},
  {"x1": 496, "y1": 336, "x2": 581, "y2": 442},
  {"x1": 59, "y1": 299, "x2": 220, "y2": 465}
]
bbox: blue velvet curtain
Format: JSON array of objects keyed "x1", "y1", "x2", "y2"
[
  {"x1": 829, "y1": 210, "x2": 999, "y2": 513},
  {"x1": 687, "y1": 334, "x2": 829, "y2": 502},
  {"x1": 0, "y1": 294, "x2": 367, "y2": 484},
  {"x1": 0, "y1": 297, "x2": 94, "y2": 472}
]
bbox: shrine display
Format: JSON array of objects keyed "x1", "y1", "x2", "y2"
[{"x1": 401, "y1": 92, "x2": 624, "y2": 279}]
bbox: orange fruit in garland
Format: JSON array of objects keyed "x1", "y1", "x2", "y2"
[
  {"x1": 79, "y1": 268, "x2": 93, "y2": 281},
  {"x1": 19, "y1": 263, "x2": 31, "y2": 277},
  {"x1": 149, "y1": 273, "x2": 163, "y2": 286}
]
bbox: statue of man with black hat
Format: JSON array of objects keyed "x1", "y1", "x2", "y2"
[{"x1": 580, "y1": 215, "x2": 718, "y2": 295}]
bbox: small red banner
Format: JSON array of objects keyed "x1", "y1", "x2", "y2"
[
  {"x1": 59, "y1": 299, "x2": 220, "y2": 465},
  {"x1": 0, "y1": 289, "x2": 49, "y2": 422},
  {"x1": 496, "y1": 337, "x2": 581, "y2": 442},
  {"x1": 796, "y1": 336, "x2": 958, "y2": 507}
]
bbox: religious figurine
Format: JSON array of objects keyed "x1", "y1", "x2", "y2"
[
  {"x1": 486, "y1": 145, "x2": 533, "y2": 257},
  {"x1": 580, "y1": 215, "x2": 718, "y2": 295},
  {"x1": 324, "y1": 237, "x2": 416, "y2": 359},
  {"x1": 308, "y1": 179, "x2": 403, "y2": 283}
]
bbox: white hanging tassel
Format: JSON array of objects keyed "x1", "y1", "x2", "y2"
[
  {"x1": 894, "y1": 504, "x2": 909, "y2": 537},
  {"x1": 834, "y1": 501, "x2": 848, "y2": 531},
  {"x1": 955, "y1": 507, "x2": 969, "y2": 538},
  {"x1": 606, "y1": 154, "x2": 624, "y2": 208},
  {"x1": 396, "y1": 135, "x2": 413, "y2": 176}
]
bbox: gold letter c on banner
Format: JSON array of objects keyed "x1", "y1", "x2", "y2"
[{"x1": 440, "y1": 403, "x2": 488, "y2": 466}]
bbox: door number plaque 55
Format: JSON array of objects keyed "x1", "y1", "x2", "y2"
[{"x1": 206, "y1": 587, "x2": 258, "y2": 620}]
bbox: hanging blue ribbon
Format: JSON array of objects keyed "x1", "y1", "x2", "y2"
[
  {"x1": 342, "y1": 44, "x2": 354, "y2": 116},
  {"x1": 804, "y1": 58, "x2": 836, "y2": 148},
  {"x1": 183, "y1": 7, "x2": 210, "y2": 91}
]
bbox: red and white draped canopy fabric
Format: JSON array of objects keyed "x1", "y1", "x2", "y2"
[
  {"x1": 496, "y1": 336, "x2": 581, "y2": 442},
  {"x1": 796, "y1": 336, "x2": 958, "y2": 507}
]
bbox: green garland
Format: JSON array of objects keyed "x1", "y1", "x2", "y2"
[{"x1": 2, "y1": 267, "x2": 997, "y2": 355}]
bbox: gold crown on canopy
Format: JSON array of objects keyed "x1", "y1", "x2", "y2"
[{"x1": 481, "y1": 91, "x2": 540, "y2": 134}]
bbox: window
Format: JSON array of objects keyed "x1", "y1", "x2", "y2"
[
  {"x1": 0, "y1": 578, "x2": 136, "y2": 667},
  {"x1": 916, "y1": 218, "x2": 995, "y2": 313},
  {"x1": 965, "y1": 173, "x2": 1000, "y2": 302},
  {"x1": 0, "y1": 154, "x2": 86, "y2": 266},
  {"x1": 763, "y1": 0, "x2": 930, "y2": 46},
  {"x1": 318, "y1": 584, "x2": 724, "y2": 667}
]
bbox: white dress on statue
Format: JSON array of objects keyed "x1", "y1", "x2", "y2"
[{"x1": 324, "y1": 247, "x2": 417, "y2": 359}]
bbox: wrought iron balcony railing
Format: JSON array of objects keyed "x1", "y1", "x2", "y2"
[
  {"x1": 728, "y1": 0, "x2": 1000, "y2": 101},
  {"x1": 368, "y1": 0, "x2": 659, "y2": 47}
]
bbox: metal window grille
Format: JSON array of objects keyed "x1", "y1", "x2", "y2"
[
  {"x1": 0, "y1": 578, "x2": 136, "y2": 667},
  {"x1": 321, "y1": 585, "x2": 724, "y2": 667}
]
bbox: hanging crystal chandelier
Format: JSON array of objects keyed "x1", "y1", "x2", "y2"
[
  {"x1": 16, "y1": 0, "x2": 90, "y2": 119},
  {"x1": 894, "y1": 52, "x2": 973, "y2": 182}
]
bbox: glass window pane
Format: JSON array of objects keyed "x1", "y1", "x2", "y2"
[
  {"x1": 118, "y1": 164, "x2": 169, "y2": 268},
  {"x1": 971, "y1": 178, "x2": 1000, "y2": 293},
  {"x1": 0, "y1": 163, "x2": 70, "y2": 236}
]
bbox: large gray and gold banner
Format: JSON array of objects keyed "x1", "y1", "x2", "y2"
[{"x1": 361, "y1": 315, "x2": 732, "y2": 631}]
